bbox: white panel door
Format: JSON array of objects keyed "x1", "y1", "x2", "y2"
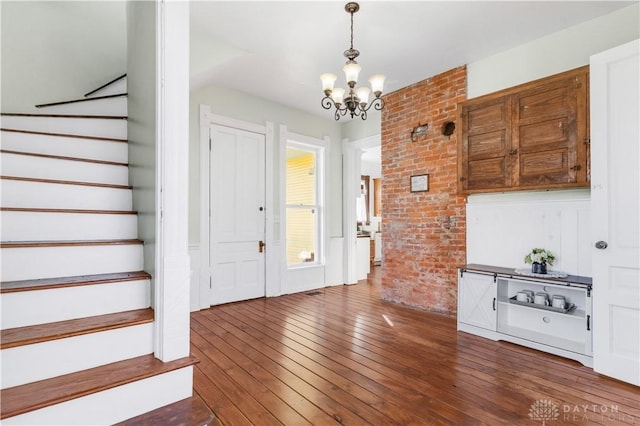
[
  {"x1": 209, "y1": 125, "x2": 266, "y2": 305},
  {"x1": 590, "y1": 39, "x2": 640, "y2": 386}
]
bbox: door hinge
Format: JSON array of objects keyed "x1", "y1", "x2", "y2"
[
  {"x1": 570, "y1": 165, "x2": 582, "y2": 171},
  {"x1": 575, "y1": 77, "x2": 582, "y2": 89},
  {"x1": 584, "y1": 138, "x2": 591, "y2": 145}
]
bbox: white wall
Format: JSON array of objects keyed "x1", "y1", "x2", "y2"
[
  {"x1": 467, "y1": 3, "x2": 640, "y2": 99},
  {"x1": 0, "y1": 1, "x2": 126, "y2": 113},
  {"x1": 127, "y1": 2, "x2": 156, "y2": 284},
  {"x1": 462, "y1": 3, "x2": 639, "y2": 277}
]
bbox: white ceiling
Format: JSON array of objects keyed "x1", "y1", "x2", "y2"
[{"x1": 190, "y1": 1, "x2": 633, "y2": 120}]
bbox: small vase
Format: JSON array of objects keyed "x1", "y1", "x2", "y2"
[{"x1": 532, "y1": 262, "x2": 547, "y2": 274}]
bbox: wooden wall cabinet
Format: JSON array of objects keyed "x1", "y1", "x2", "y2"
[{"x1": 458, "y1": 66, "x2": 590, "y2": 194}]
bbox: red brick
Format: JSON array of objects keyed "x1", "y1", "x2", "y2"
[{"x1": 381, "y1": 66, "x2": 467, "y2": 317}]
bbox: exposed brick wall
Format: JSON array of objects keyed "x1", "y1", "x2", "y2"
[{"x1": 380, "y1": 66, "x2": 467, "y2": 316}]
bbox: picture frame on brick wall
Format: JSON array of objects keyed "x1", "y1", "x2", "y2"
[{"x1": 410, "y1": 174, "x2": 429, "y2": 192}]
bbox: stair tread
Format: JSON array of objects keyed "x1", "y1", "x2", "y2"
[
  {"x1": 35, "y1": 93, "x2": 127, "y2": 109},
  {"x1": 1, "y1": 149, "x2": 128, "y2": 166},
  {"x1": 1, "y1": 175, "x2": 132, "y2": 189},
  {"x1": 1, "y1": 207, "x2": 137, "y2": 215},
  {"x1": 1, "y1": 127, "x2": 128, "y2": 143},
  {"x1": 0, "y1": 354, "x2": 198, "y2": 420},
  {"x1": 0, "y1": 308, "x2": 153, "y2": 349},
  {"x1": 1, "y1": 271, "x2": 151, "y2": 293},
  {"x1": 116, "y1": 395, "x2": 217, "y2": 426},
  {"x1": 0, "y1": 239, "x2": 143, "y2": 248}
]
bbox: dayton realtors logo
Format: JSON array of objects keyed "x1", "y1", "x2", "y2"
[{"x1": 529, "y1": 399, "x2": 637, "y2": 424}]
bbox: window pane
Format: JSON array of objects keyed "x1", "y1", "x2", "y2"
[
  {"x1": 286, "y1": 208, "x2": 316, "y2": 265},
  {"x1": 286, "y1": 148, "x2": 316, "y2": 205}
]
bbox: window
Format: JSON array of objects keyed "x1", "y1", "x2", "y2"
[{"x1": 286, "y1": 142, "x2": 323, "y2": 266}]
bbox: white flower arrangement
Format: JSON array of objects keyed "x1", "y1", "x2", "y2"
[{"x1": 524, "y1": 248, "x2": 555, "y2": 266}]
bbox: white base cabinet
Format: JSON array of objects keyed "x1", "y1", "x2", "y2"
[{"x1": 458, "y1": 264, "x2": 593, "y2": 367}]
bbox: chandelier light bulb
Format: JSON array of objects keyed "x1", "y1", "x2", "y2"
[
  {"x1": 343, "y1": 60, "x2": 362, "y2": 87},
  {"x1": 355, "y1": 86, "x2": 371, "y2": 105},
  {"x1": 369, "y1": 74, "x2": 386, "y2": 97},
  {"x1": 330, "y1": 87, "x2": 345, "y2": 105},
  {"x1": 320, "y1": 73, "x2": 337, "y2": 95}
]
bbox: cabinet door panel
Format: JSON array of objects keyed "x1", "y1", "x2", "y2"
[
  {"x1": 458, "y1": 272, "x2": 497, "y2": 331},
  {"x1": 519, "y1": 149, "x2": 570, "y2": 185},
  {"x1": 517, "y1": 86, "x2": 572, "y2": 121},
  {"x1": 519, "y1": 118, "x2": 569, "y2": 152},
  {"x1": 468, "y1": 130, "x2": 508, "y2": 160},
  {"x1": 468, "y1": 157, "x2": 508, "y2": 189}
]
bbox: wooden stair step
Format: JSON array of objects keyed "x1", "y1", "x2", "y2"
[
  {"x1": 1, "y1": 271, "x2": 151, "y2": 293},
  {"x1": 1, "y1": 149, "x2": 128, "y2": 166},
  {"x1": 116, "y1": 395, "x2": 217, "y2": 426},
  {"x1": 85, "y1": 73, "x2": 127, "y2": 97},
  {"x1": 0, "y1": 308, "x2": 153, "y2": 349},
  {"x1": 0, "y1": 354, "x2": 198, "y2": 420},
  {"x1": 0, "y1": 239, "x2": 143, "y2": 249},
  {"x1": 1, "y1": 207, "x2": 137, "y2": 215},
  {"x1": 1, "y1": 127, "x2": 128, "y2": 143},
  {"x1": 1, "y1": 175, "x2": 131, "y2": 189},
  {"x1": 35, "y1": 93, "x2": 127, "y2": 109}
]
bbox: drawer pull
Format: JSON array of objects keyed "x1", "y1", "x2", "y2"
[
  {"x1": 587, "y1": 314, "x2": 591, "y2": 331},
  {"x1": 492, "y1": 297, "x2": 496, "y2": 311}
]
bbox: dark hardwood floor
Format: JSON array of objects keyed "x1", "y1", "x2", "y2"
[{"x1": 191, "y1": 267, "x2": 639, "y2": 425}]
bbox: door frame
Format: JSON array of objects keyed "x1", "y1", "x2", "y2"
[
  {"x1": 342, "y1": 134, "x2": 381, "y2": 284},
  {"x1": 198, "y1": 104, "x2": 275, "y2": 308}
]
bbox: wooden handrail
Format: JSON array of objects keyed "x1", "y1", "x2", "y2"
[
  {"x1": 1, "y1": 112, "x2": 127, "y2": 120},
  {"x1": 84, "y1": 73, "x2": 127, "y2": 97},
  {"x1": 35, "y1": 93, "x2": 127, "y2": 109}
]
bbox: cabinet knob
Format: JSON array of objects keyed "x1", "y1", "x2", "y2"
[
  {"x1": 595, "y1": 240, "x2": 608, "y2": 249},
  {"x1": 509, "y1": 148, "x2": 518, "y2": 155}
]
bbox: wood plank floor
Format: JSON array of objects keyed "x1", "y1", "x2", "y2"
[{"x1": 191, "y1": 267, "x2": 640, "y2": 425}]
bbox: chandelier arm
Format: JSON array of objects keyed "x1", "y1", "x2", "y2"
[{"x1": 321, "y1": 96, "x2": 336, "y2": 110}]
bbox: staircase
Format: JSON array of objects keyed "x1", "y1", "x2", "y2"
[{"x1": 0, "y1": 75, "x2": 206, "y2": 424}]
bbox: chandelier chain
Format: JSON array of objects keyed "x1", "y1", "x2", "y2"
[{"x1": 350, "y1": 9, "x2": 354, "y2": 50}]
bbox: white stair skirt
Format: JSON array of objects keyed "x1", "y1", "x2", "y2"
[
  {"x1": 0, "y1": 115, "x2": 127, "y2": 140},
  {"x1": 37, "y1": 96, "x2": 127, "y2": 117},
  {"x1": 86, "y1": 76, "x2": 127, "y2": 98},
  {"x1": 0, "y1": 243, "x2": 144, "y2": 281},
  {"x1": 1, "y1": 366, "x2": 193, "y2": 426},
  {"x1": 1, "y1": 323, "x2": 153, "y2": 389},
  {"x1": 1, "y1": 210, "x2": 138, "y2": 242},
  {"x1": 1, "y1": 130, "x2": 128, "y2": 163},
  {"x1": 1, "y1": 152, "x2": 129, "y2": 186},
  {"x1": 1, "y1": 179, "x2": 133, "y2": 210},
  {"x1": 1, "y1": 279, "x2": 150, "y2": 329}
]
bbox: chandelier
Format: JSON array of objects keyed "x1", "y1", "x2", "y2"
[{"x1": 320, "y1": 2, "x2": 385, "y2": 121}]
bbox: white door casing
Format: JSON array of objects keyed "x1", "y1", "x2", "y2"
[
  {"x1": 590, "y1": 39, "x2": 640, "y2": 386},
  {"x1": 209, "y1": 124, "x2": 266, "y2": 305}
]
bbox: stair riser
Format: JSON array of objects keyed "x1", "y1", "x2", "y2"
[
  {"x1": 87, "y1": 77, "x2": 127, "y2": 98},
  {"x1": 1, "y1": 280, "x2": 150, "y2": 329},
  {"x1": 1, "y1": 211, "x2": 138, "y2": 241},
  {"x1": 0, "y1": 244, "x2": 144, "y2": 281},
  {"x1": 1, "y1": 153, "x2": 129, "y2": 186},
  {"x1": 1, "y1": 116, "x2": 127, "y2": 140},
  {"x1": 1, "y1": 366, "x2": 193, "y2": 425},
  {"x1": 1, "y1": 130, "x2": 128, "y2": 163},
  {"x1": 37, "y1": 96, "x2": 127, "y2": 117},
  {"x1": 1, "y1": 323, "x2": 153, "y2": 389},
  {"x1": 1, "y1": 180, "x2": 133, "y2": 210}
]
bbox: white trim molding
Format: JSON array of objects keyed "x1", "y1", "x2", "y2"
[{"x1": 153, "y1": 0, "x2": 191, "y2": 361}]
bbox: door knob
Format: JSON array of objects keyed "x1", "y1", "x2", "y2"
[{"x1": 595, "y1": 241, "x2": 608, "y2": 249}]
